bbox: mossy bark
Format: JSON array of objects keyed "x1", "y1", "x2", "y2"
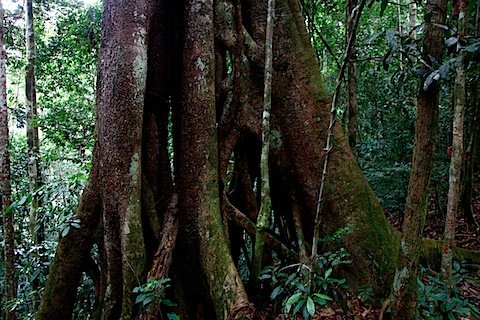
[{"x1": 176, "y1": 1, "x2": 248, "y2": 318}]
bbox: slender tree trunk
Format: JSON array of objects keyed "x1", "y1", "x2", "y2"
[
  {"x1": 0, "y1": 2, "x2": 17, "y2": 319},
  {"x1": 346, "y1": 0, "x2": 358, "y2": 154},
  {"x1": 252, "y1": 0, "x2": 275, "y2": 293},
  {"x1": 25, "y1": 0, "x2": 42, "y2": 244},
  {"x1": 462, "y1": 0, "x2": 480, "y2": 226},
  {"x1": 409, "y1": 0, "x2": 417, "y2": 39},
  {"x1": 442, "y1": 0, "x2": 467, "y2": 283},
  {"x1": 391, "y1": 0, "x2": 446, "y2": 317}
]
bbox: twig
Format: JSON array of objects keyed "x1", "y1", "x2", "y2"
[{"x1": 311, "y1": 0, "x2": 368, "y2": 261}]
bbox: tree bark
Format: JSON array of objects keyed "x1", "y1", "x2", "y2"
[
  {"x1": 0, "y1": 2, "x2": 17, "y2": 318},
  {"x1": 252, "y1": 0, "x2": 275, "y2": 293},
  {"x1": 442, "y1": 0, "x2": 467, "y2": 283},
  {"x1": 25, "y1": 0, "x2": 43, "y2": 244},
  {"x1": 346, "y1": 0, "x2": 358, "y2": 154},
  {"x1": 38, "y1": 0, "x2": 153, "y2": 318},
  {"x1": 96, "y1": 1, "x2": 151, "y2": 318},
  {"x1": 391, "y1": 0, "x2": 446, "y2": 317},
  {"x1": 175, "y1": 1, "x2": 248, "y2": 318}
]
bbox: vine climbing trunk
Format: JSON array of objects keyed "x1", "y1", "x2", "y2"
[
  {"x1": 391, "y1": 0, "x2": 446, "y2": 318},
  {"x1": 252, "y1": 0, "x2": 275, "y2": 294},
  {"x1": 0, "y1": 1, "x2": 17, "y2": 319}
]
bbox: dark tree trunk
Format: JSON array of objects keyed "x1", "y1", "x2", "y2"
[
  {"x1": 1, "y1": 2, "x2": 17, "y2": 318},
  {"x1": 346, "y1": 0, "x2": 358, "y2": 154}
]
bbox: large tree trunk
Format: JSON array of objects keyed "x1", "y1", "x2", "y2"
[
  {"x1": 1, "y1": 2, "x2": 17, "y2": 318},
  {"x1": 38, "y1": 0, "x2": 480, "y2": 319},
  {"x1": 174, "y1": 0, "x2": 248, "y2": 318},
  {"x1": 38, "y1": 0, "x2": 152, "y2": 318}
]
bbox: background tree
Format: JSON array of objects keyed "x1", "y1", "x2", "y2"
[
  {"x1": 25, "y1": 0, "x2": 42, "y2": 245},
  {"x1": 391, "y1": 0, "x2": 447, "y2": 317},
  {"x1": 441, "y1": 0, "x2": 467, "y2": 284},
  {"x1": 1, "y1": 1, "x2": 100, "y2": 317},
  {"x1": 1, "y1": 1, "x2": 17, "y2": 319}
]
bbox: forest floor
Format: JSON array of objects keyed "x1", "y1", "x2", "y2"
[
  {"x1": 330, "y1": 180, "x2": 479, "y2": 319},
  {"x1": 270, "y1": 180, "x2": 480, "y2": 319}
]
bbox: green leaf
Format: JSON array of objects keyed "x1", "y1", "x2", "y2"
[
  {"x1": 313, "y1": 293, "x2": 332, "y2": 301},
  {"x1": 135, "y1": 293, "x2": 147, "y2": 304},
  {"x1": 431, "y1": 291, "x2": 448, "y2": 301},
  {"x1": 161, "y1": 299, "x2": 177, "y2": 307},
  {"x1": 285, "y1": 292, "x2": 303, "y2": 306},
  {"x1": 446, "y1": 299, "x2": 457, "y2": 311},
  {"x1": 61, "y1": 226, "x2": 71, "y2": 237},
  {"x1": 306, "y1": 297, "x2": 315, "y2": 316},
  {"x1": 157, "y1": 278, "x2": 171, "y2": 286},
  {"x1": 433, "y1": 23, "x2": 448, "y2": 30},
  {"x1": 468, "y1": 303, "x2": 480, "y2": 314},
  {"x1": 292, "y1": 299, "x2": 305, "y2": 315},
  {"x1": 295, "y1": 282, "x2": 307, "y2": 293},
  {"x1": 142, "y1": 295, "x2": 154, "y2": 306},
  {"x1": 423, "y1": 70, "x2": 439, "y2": 91},
  {"x1": 270, "y1": 286, "x2": 284, "y2": 300},
  {"x1": 18, "y1": 195, "x2": 29, "y2": 206},
  {"x1": 5, "y1": 202, "x2": 17, "y2": 214},
  {"x1": 285, "y1": 272, "x2": 297, "y2": 285},
  {"x1": 445, "y1": 36, "x2": 458, "y2": 48},
  {"x1": 259, "y1": 273, "x2": 271, "y2": 280},
  {"x1": 438, "y1": 61, "x2": 450, "y2": 79},
  {"x1": 324, "y1": 267, "x2": 332, "y2": 279},
  {"x1": 465, "y1": 43, "x2": 479, "y2": 52},
  {"x1": 167, "y1": 313, "x2": 180, "y2": 320}
]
